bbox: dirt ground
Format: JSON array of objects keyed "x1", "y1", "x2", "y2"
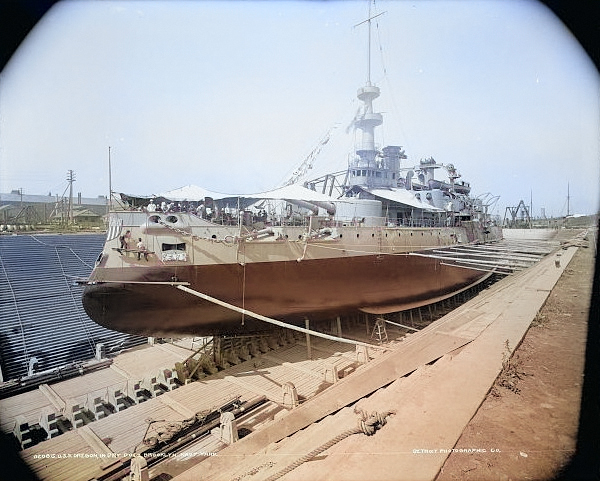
[{"x1": 436, "y1": 237, "x2": 595, "y2": 481}]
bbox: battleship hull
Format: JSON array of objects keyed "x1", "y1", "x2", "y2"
[
  {"x1": 82, "y1": 6, "x2": 503, "y2": 338},
  {"x1": 83, "y1": 241, "x2": 491, "y2": 336}
]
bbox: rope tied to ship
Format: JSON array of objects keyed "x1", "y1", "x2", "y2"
[{"x1": 260, "y1": 409, "x2": 396, "y2": 481}]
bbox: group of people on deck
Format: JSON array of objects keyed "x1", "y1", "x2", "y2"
[
  {"x1": 145, "y1": 199, "x2": 213, "y2": 219},
  {"x1": 119, "y1": 230, "x2": 149, "y2": 260}
]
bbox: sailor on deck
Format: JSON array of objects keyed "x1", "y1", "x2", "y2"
[
  {"x1": 137, "y1": 238, "x2": 149, "y2": 261},
  {"x1": 120, "y1": 230, "x2": 131, "y2": 250}
]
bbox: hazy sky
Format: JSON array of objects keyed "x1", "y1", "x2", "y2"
[{"x1": 1, "y1": 0, "x2": 598, "y2": 218}]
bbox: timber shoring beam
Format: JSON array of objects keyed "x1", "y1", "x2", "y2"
[{"x1": 175, "y1": 285, "x2": 386, "y2": 351}]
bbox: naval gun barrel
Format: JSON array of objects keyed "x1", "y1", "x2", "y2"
[{"x1": 285, "y1": 199, "x2": 336, "y2": 216}]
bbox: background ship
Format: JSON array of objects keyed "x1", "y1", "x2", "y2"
[{"x1": 82, "y1": 10, "x2": 501, "y2": 337}]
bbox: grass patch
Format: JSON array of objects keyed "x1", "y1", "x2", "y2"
[{"x1": 491, "y1": 340, "x2": 531, "y2": 396}]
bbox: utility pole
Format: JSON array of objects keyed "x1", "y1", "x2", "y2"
[
  {"x1": 67, "y1": 170, "x2": 75, "y2": 224},
  {"x1": 530, "y1": 188, "x2": 533, "y2": 221},
  {"x1": 107, "y1": 146, "x2": 112, "y2": 220}
]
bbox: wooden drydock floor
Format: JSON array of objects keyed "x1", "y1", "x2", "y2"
[
  {"x1": 0, "y1": 342, "x2": 192, "y2": 434},
  {"x1": 6, "y1": 329, "x2": 386, "y2": 481},
  {"x1": 170, "y1": 244, "x2": 581, "y2": 481}
]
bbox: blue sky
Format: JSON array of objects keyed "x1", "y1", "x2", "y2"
[{"x1": 1, "y1": 0, "x2": 598, "y2": 218}]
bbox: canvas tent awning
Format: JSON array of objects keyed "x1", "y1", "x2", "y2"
[
  {"x1": 158, "y1": 184, "x2": 336, "y2": 203},
  {"x1": 369, "y1": 188, "x2": 444, "y2": 212}
]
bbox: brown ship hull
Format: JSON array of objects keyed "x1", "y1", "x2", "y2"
[{"x1": 82, "y1": 250, "x2": 488, "y2": 336}]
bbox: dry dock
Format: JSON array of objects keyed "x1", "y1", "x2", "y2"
[{"x1": 0, "y1": 230, "x2": 593, "y2": 481}]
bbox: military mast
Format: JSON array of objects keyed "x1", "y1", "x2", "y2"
[{"x1": 348, "y1": 5, "x2": 402, "y2": 191}]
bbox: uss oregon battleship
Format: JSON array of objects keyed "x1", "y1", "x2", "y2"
[{"x1": 82, "y1": 15, "x2": 501, "y2": 337}]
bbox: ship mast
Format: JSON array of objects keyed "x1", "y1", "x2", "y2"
[
  {"x1": 349, "y1": 3, "x2": 403, "y2": 191},
  {"x1": 354, "y1": 5, "x2": 384, "y2": 164}
]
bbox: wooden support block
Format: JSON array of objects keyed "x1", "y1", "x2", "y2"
[
  {"x1": 39, "y1": 407, "x2": 60, "y2": 439},
  {"x1": 157, "y1": 368, "x2": 180, "y2": 390},
  {"x1": 219, "y1": 411, "x2": 239, "y2": 445},
  {"x1": 66, "y1": 400, "x2": 86, "y2": 428},
  {"x1": 238, "y1": 344, "x2": 252, "y2": 361},
  {"x1": 282, "y1": 382, "x2": 299, "y2": 408},
  {"x1": 356, "y1": 345, "x2": 369, "y2": 364},
  {"x1": 258, "y1": 337, "x2": 270, "y2": 353},
  {"x1": 87, "y1": 395, "x2": 111, "y2": 421},
  {"x1": 108, "y1": 387, "x2": 131, "y2": 412},
  {"x1": 248, "y1": 340, "x2": 261, "y2": 357},
  {"x1": 324, "y1": 364, "x2": 339, "y2": 384},
  {"x1": 13, "y1": 415, "x2": 34, "y2": 449}
]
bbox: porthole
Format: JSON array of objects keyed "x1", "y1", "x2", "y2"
[
  {"x1": 149, "y1": 215, "x2": 160, "y2": 223},
  {"x1": 371, "y1": 233, "x2": 375, "y2": 238},
  {"x1": 356, "y1": 233, "x2": 360, "y2": 238},
  {"x1": 339, "y1": 234, "x2": 343, "y2": 238},
  {"x1": 166, "y1": 215, "x2": 178, "y2": 224},
  {"x1": 211, "y1": 234, "x2": 216, "y2": 239}
]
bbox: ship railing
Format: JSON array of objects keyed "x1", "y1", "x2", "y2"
[{"x1": 117, "y1": 207, "x2": 456, "y2": 231}]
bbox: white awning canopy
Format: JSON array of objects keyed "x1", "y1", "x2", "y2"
[
  {"x1": 241, "y1": 184, "x2": 337, "y2": 203},
  {"x1": 158, "y1": 185, "x2": 232, "y2": 201},
  {"x1": 369, "y1": 188, "x2": 444, "y2": 212},
  {"x1": 160, "y1": 183, "x2": 336, "y2": 203}
]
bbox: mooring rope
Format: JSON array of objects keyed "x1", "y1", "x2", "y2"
[{"x1": 259, "y1": 409, "x2": 396, "y2": 481}]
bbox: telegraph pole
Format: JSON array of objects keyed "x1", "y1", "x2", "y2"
[
  {"x1": 108, "y1": 146, "x2": 112, "y2": 219},
  {"x1": 67, "y1": 170, "x2": 75, "y2": 224}
]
